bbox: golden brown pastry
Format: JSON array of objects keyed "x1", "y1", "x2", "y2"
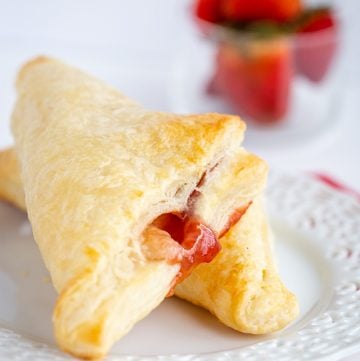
[
  {"x1": 9, "y1": 56, "x2": 258, "y2": 359},
  {"x1": 175, "y1": 146, "x2": 299, "y2": 333},
  {"x1": 2, "y1": 56, "x2": 298, "y2": 358},
  {"x1": 0, "y1": 146, "x2": 299, "y2": 336},
  {"x1": 176, "y1": 196, "x2": 299, "y2": 334},
  {"x1": 0, "y1": 148, "x2": 25, "y2": 210}
]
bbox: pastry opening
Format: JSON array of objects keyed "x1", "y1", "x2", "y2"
[
  {"x1": 142, "y1": 211, "x2": 220, "y2": 296},
  {"x1": 141, "y1": 162, "x2": 251, "y2": 294},
  {"x1": 187, "y1": 162, "x2": 221, "y2": 211},
  {"x1": 151, "y1": 213, "x2": 186, "y2": 245},
  {"x1": 142, "y1": 203, "x2": 250, "y2": 296}
]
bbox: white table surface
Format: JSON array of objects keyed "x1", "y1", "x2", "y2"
[{"x1": 0, "y1": 0, "x2": 359, "y2": 360}]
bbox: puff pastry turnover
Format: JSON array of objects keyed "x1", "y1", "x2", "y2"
[
  {"x1": 1, "y1": 56, "x2": 298, "y2": 358},
  {"x1": 8, "y1": 56, "x2": 268, "y2": 358},
  {"x1": 0, "y1": 144, "x2": 298, "y2": 336}
]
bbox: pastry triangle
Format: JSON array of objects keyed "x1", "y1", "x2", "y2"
[
  {"x1": 0, "y1": 146, "x2": 298, "y2": 336},
  {"x1": 7, "y1": 56, "x2": 256, "y2": 358},
  {"x1": 176, "y1": 197, "x2": 299, "y2": 334},
  {"x1": 175, "y1": 150, "x2": 299, "y2": 334}
]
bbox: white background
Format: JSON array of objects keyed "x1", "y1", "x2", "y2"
[{"x1": 0, "y1": 0, "x2": 359, "y2": 188}]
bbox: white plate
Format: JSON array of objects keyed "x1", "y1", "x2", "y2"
[{"x1": 0, "y1": 172, "x2": 360, "y2": 361}]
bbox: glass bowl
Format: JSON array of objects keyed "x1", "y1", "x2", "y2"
[
  {"x1": 196, "y1": 13, "x2": 340, "y2": 125},
  {"x1": 170, "y1": 5, "x2": 343, "y2": 148}
]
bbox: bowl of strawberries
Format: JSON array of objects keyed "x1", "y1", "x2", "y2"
[{"x1": 194, "y1": 0, "x2": 339, "y2": 125}]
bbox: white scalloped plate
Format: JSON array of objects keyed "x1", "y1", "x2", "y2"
[{"x1": 0, "y1": 172, "x2": 360, "y2": 361}]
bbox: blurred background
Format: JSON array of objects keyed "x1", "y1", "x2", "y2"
[{"x1": 0, "y1": 0, "x2": 359, "y2": 188}]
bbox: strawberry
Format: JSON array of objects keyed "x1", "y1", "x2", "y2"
[
  {"x1": 298, "y1": 9, "x2": 335, "y2": 33},
  {"x1": 195, "y1": 0, "x2": 223, "y2": 23},
  {"x1": 211, "y1": 39, "x2": 293, "y2": 123},
  {"x1": 294, "y1": 9, "x2": 338, "y2": 82},
  {"x1": 221, "y1": 0, "x2": 302, "y2": 23}
]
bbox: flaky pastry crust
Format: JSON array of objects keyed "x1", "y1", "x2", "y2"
[
  {"x1": 0, "y1": 146, "x2": 298, "y2": 338},
  {"x1": 10, "y1": 56, "x2": 250, "y2": 358}
]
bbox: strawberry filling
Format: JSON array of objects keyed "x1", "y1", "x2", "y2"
[
  {"x1": 142, "y1": 168, "x2": 250, "y2": 294},
  {"x1": 151, "y1": 213, "x2": 220, "y2": 295},
  {"x1": 148, "y1": 201, "x2": 250, "y2": 295}
]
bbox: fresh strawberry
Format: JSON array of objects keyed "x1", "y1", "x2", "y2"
[
  {"x1": 195, "y1": 0, "x2": 223, "y2": 23},
  {"x1": 298, "y1": 10, "x2": 335, "y2": 33},
  {"x1": 294, "y1": 9, "x2": 338, "y2": 82},
  {"x1": 211, "y1": 39, "x2": 293, "y2": 123},
  {"x1": 221, "y1": 0, "x2": 302, "y2": 23}
]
